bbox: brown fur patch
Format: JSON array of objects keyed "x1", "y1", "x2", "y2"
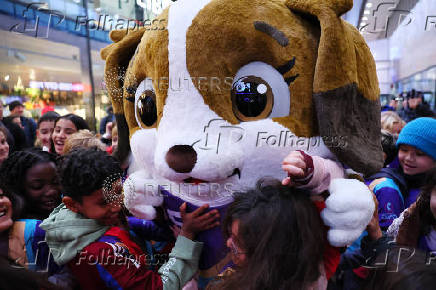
[
  {"x1": 313, "y1": 83, "x2": 383, "y2": 175},
  {"x1": 125, "y1": 9, "x2": 169, "y2": 138},
  {"x1": 186, "y1": 0, "x2": 320, "y2": 137}
]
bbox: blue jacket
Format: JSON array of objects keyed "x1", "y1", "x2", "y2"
[{"x1": 367, "y1": 168, "x2": 424, "y2": 230}]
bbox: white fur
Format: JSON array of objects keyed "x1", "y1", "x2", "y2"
[
  {"x1": 123, "y1": 170, "x2": 163, "y2": 219},
  {"x1": 321, "y1": 179, "x2": 375, "y2": 247}
]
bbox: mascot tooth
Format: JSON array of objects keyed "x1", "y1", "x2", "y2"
[{"x1": 102, "y1": 0, "x2": 383, "y2": 285}]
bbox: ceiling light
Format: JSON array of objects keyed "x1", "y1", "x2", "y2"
[
  {"x1": 366, "y1": 3, "x2": 373, "y2": 8},
  {"x1": 362, "y1": 16, "x2": 368, "y2": 21},
  {"x1": 364, "y1": 10, "x2": 370, "y2": 15}
]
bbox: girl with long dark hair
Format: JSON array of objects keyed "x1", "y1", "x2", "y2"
[{"x1": 208, "y1": 180, "x2": 326, "y2": 290}]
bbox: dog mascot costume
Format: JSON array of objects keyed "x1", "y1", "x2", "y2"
[{"x1": 101, "y1": 0, "x2": 383, "y2": 287}]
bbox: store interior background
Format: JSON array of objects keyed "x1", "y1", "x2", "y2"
[{"x1": 0, "y1": 0, "x2": 435, "y2": 130}]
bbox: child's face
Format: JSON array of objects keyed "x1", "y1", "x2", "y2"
[
  {"x1": 24, "y1": 162, "x2": 61, "y2": 218},
  {"x1": 226, "y1": 219, "x2": 246, "y2": 266},
  {"x1": 112, "y1": 135, "x2": 118, "y2": 149},
  {"x1": 70, "y1": 189, "x2": 122, "y2": 226},
  {"x1": 52, "y1": 119, "x2": 78, "y2": 155},
  {"x1": 430, "y1": 188, "x2": 436, "y2": 220},
  {"x1": 37, "y1": 121, "x2": 55, "y2": 150},
  {"x1": 0, "y1": 131, "x2": 9, "y2": 164},
  {"x1": 391, "y1": 121, "x2": 402, "y2": 135},
  {"x1": 398, "y1": 145, "x2": 435, "y2": 175},
  {"x1": 0, "y1": 189, "x2": 13, "y2": 233}
]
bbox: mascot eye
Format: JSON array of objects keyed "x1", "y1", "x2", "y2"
[
  {"x1": 135, "y1": 78, "x2": 157, "y2": 128},
  {"x1": 137, "y1": 90, "x2": 157, "y2": 127},
  {"x1": 231, "y1": 62, "x2": 291, "y2": 122},
  {"x1": 231, "y1": 76, "x2": 272, "y2": 121}
]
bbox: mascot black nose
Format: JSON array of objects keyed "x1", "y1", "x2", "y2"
[{"x1": 166, "y1": 145, "x2": 197, "y2": 173}]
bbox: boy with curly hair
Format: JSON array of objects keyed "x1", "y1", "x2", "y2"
[{"x1": 41, "y1": 148, "x2": 220, "y2": 289}]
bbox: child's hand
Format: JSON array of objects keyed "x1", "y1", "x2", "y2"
[
  {"x1": 282, "y1": 150, "x2": 308, "y2": 186},
  {"x1": 170, "y1": 224, "x2": 181, "y2": 239},
  {"x1": 366, "y1": 193, "x2": 382, "y2": 241},
  {"x1": 179, "y1": 203, "x2": 220, "y2": 240}
]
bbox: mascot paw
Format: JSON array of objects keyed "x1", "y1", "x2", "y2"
[
  {"x1": 123, "y1": 171, "x2": 163, "y2": 220},
  {"x1": 326, "y1": 229, "x2": 364, "y2": 247},
  {"x1": 322, "y1": 178, "x2": 375, "y2": 247}
]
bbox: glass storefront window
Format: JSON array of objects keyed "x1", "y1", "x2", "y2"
[
  {"x1": 0, "y1": 0, "x2": 169, "y2": 130},
  {"x1": 395, "y1": 65, "x2": 436, "y2": 110}
]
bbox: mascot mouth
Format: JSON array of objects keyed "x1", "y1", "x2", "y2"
[
  {"x1": 183, "y1": 168, "x2": 241, "y2": 184},
  {"x1": 228, "y1": 168, "x2": 241, "y2": 179}
]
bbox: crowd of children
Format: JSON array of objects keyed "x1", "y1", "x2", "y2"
[{"x1": 0, "y1": 103, "x2": 435, "y2": 290}]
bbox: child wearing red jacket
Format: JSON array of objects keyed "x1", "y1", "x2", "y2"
[{"x1": 41, "y1": 148, "x2": 220, "y2": 290}]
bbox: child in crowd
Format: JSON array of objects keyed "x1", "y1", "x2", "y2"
[
  {"x1": 0, "y1": 149, "x2": 61, "y2": 220},
  {"x1": 40, "y1": 148, "x2": 220, "y2": 290},
  {"x1": 381, "y1": 111, "x2": 403, "y2": 137},
  {"x1": 36, "y1": 111, "x2": 60, "y2": 152},
  {"x1": 1, "y1": 118, "x2": 27, "y2": 152},
  {"x1": 62, "y1": 129, "x2": 106, "y2": 154},
  {"x1": 0, "y1": 127, "x2": 9, "y2": 166},
  {"x1": 207, "y1": 180, "x2": 326, "y2": 290},
  {"x1": 0, "y1": 152, "x2": 63, "y2": 280},
  {"x1": 387, "y1": 168, "x2": 436, "y2": 251},
  {"x1": 107, "y1": 124, "x2": 118, "y2": 155},
  {"x1": 0, "y1": 189, "x2": 59, "y2": 290},
  {"x1": 368, "y1": 117, "x2": 436, "y2": 230},
  {"x1": 0, "y1": 188, "x2": 14, "y2": 257},
  {"x1": 51, "y1": 114, "x2": 89, "y2": 155},
  {"x1": 381, "y1": 130, "x2": 398, "y2": 168}
]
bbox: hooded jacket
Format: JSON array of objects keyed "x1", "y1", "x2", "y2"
[
  {"x1": 40, "y1": 204, "x2": 203, "y2": 290},
  {"x1": 40, "y1": 204, "x2": 110, "y2": 266},
  {"x1": 367, "y1": 168, "x2": 426, "y2": 229}
]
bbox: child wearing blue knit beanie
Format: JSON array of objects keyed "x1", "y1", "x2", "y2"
[
  {"x1": 396, "y1": 117, "x2": 436, "y2": 167},
  {"x1": 368, "y1": 117, "x2": 436, "y2": 230}
]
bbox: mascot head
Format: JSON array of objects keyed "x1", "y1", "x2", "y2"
[{"x1": 102, "y1": 0, "x2": 383, "y2": 215}]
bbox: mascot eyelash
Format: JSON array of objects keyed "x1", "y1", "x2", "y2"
[{"x1": 276, "y1": 57, "x2": 300, "y2": 85}]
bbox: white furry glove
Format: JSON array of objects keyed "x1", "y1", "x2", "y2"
[
  {"x1": 123, "y1": 170, "x2": 164, "y2": 220},
  {"x1": 321, "y1": 178, "x2": 375, "y2": 247}
]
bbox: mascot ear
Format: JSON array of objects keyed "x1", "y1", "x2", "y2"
[
  {"x1": 286, "y1": 0, "x2": 383, "y2": 175},
  {"x1": 101, "y1": 29, "x2": 145, "y2": 164}
]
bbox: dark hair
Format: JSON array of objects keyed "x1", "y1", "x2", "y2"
[
  {"x1": 3, "y1": 115, "x2": 20, "y2": 125},
  {"x1": 0, "y1": 149, "x2": 58, "y2": 219},
  {"x1": 54, "y1": 114, "x2": 90, "y2": 131},
  {"x1": 8, "y1": 101, "x2": 23, "y2": 112},
  {"x1": 209, "y1": 179, "x2": 325, "y2": 290},
  {"x1": 1, "y1": 119, "x2": 27, "y2": 152},
  {"x1": 416, "y1": 168, "x2": 436, "y2": 235},
  {"x1": 37, "y1": 111, "x2": 60, "y2": 129},
  {"x1": 395, "y1": 168, "x2": 436, "y2": 248},
  {"x1": 59, "y1": 148, "x2": 122, "y2": 202},
  {"x1": 381, "y1": 130, "x2": 398, "y2": 167},
  {"x1": 363, "y1": 246, "x2": 436, "y2": 290},
  {"x1": 0, "y1": 256, "x2": 60, "y2": 290}
]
